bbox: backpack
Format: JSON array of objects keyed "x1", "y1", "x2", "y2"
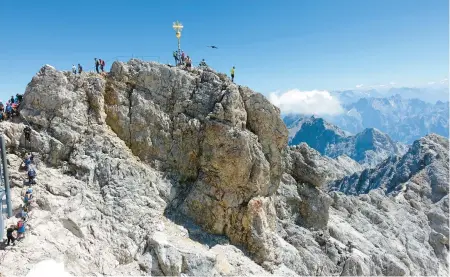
[
  {"x1": 18, "y1": 221, "x2": 23, "y2": 228},
  {"x1": 101, "y1": 60, "x2": 105, "y2": 66},
  {"x1": 28, "y1": 169, "x2": 36, "y2": 177}
]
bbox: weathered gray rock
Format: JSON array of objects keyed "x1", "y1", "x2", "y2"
[
  {"x1": 285, "y1": 143, "x2": 362, "y2": 188},
  {"x1": 1, "y1": 61, "x2": 286, "y2": 276},
  {"x1": 0, "y1": 61, "x2": 447, "y2": 277}
]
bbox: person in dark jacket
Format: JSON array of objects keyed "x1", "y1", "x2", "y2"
[
  {"x1": 95, "y1": 58, "x2": 100, "y2": 73},
  {"x1": 6, "y1": 225, "x2": 16, "y2": 245},
  {"x1": 24, "y1": 126, "x2": 31, "y2": 142}
]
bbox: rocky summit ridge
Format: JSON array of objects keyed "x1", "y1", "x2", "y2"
[{"x1": 0, "y1": 60, "x2": 448, "y2": 276}]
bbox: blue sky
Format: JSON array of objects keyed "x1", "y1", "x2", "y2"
[{"x1": 0, "y1": 0, "x2": 448, "y2": 100}]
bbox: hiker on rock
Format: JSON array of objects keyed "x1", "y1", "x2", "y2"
[
  {"x1": 231, "y1": 66, "x2": 235, "y2": 82},
  {"x1": 17, "y1": 94, "x2": 23, "y2": 103},
  {"x1": 21, "y1": 206, "x2": 29, "y2": 221},
  {"x1": 28, "y1": 167, "x2": 36, "y2": 185},
  {"x1": 23, "y1": 156, "x2": 31, "y2": 170},
  {"x1": 181, "y1": 51, "x2": 185, "y2": 64},
  {"x1": 5, "y1": 103, "x2": 12, "y2": 118},
  {"x1": 100, "y1": 59, "x2": 105, "y2": 72},
  {"x1": 25, "y1": 187, "x2": 33, "y2": 200},
  {"x1": 199, "y1": 59, "x2": 207, "y2": 67},
  {"x1": 16, "y1": 219, "x2": 26, "y2": 239},
  {"x1": 173, "y1": 51, "x2": 179, "y2": 65},
  {"x1": 78, "y1": 64, "x2": 83, "y2": 74},
  {"x1": 95, "y1": 58, "x2": 100, "y2": 73},
  {"x1": 23, "y1": 192, "x2": 31, "y2": 207},
  {"x1": 11, "y1": 102, "x2": 19, "y2": 116},
  {"x1": 72, "y1": 64, "x2": 77, "y2": 74},
  {"x1": 185, "y1": 56, "x2": 192, "y2": 70},
  {"x1": 10, "y1": 96, "x2": 14, "y2": 104},
  {"x1": 24, "y1": 125, "x2": 32, "y2": 142},
  {"x1": 6, "y1": 225, "x2": 16, "y2": 246}
]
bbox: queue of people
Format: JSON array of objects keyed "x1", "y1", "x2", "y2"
[
  {"x1": 71, "y1": 58, "x2": 106, "y2": 75},
  {"x1": 4, "y1": 128, "x2": 36, "y2": 247}
]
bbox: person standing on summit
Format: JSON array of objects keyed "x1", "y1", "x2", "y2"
[
  {"x1": 78, "y1": 64, "x2": 83, "y2": 74},
  {"x1": 95, "y1": 58, "x2": 100, "y2": 73},
  {"x1": 100, "y1": 59, "x2": 105, "y2": 72},
  {"x1": 173, "y1": 51, "x2": 179, "y2": 65},
  {"x1": 72, "y1": 64, "x2": 77, "y2": 74},
  {"x1": 181, "y1": 51, "x2": 185, "y2": 64},
  {"x1": 231, "y1": 66, "x2": 235, "y2": 82}
]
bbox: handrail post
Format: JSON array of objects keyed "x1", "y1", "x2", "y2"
[
  {"x1": 0, "y1": 136, "x2": 12, "y2": 217},
  {"x1": 0, "y1": 191, "x2": 4, "y2": 240}
]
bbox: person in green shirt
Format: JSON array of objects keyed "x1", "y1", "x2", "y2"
[{"x1": 231, "y1": 66, "x2": 235, "y2": 82}]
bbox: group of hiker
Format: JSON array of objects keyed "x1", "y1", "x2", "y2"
[
  {"x1": 172, "y1": 50, "x2": 236, "y2": 82},
  {"x1": 173, "y1": 50, "x2": 192, "y2": 69},
  {"x1": 71, "y1": 58, "x2": 106, "y2": 75},
  {"x1": 5, "y1": 128, "x2": 36, "y2": 246},
  {"x1": 94, "y1": 58, "x2": 106, "y2": 73},
  {"x1": 0, "y1": 94, "x2": 23, "y2": 121},
  {"x1": 72, "y1": 64, "x2": 83, "y2": 74}
]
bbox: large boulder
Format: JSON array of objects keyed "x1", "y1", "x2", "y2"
[{"x1": 17, "y1": 60, "x2": 289, "y2": 262}]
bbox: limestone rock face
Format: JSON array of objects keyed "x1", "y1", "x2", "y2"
[
  {"x1": 13, "y1": 60, "x2": 288, "y2": 268},
  {"x1": 285, "y1": 143, "x2": 362, "y2": 188},
  {"x1": 0, "y1": 61, "x2": 448, "y2": 277}
]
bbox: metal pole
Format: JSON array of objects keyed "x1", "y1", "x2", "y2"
[
  {"x1": 0, "y1": 192, "x2": 4, "y2": 240},
  {"x1": 0, "y1": 136, "x2": 12, "y2": 217}
]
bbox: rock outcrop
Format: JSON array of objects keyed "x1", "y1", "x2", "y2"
[
  {"x1": 0, "y1": 60, "x2": 448, "y2": 277},
  {"x1": 4, "y1": 60, "x2": 288, "y2": 272}
]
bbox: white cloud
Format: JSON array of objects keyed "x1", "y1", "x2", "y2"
[
  {"x1": 269, "y1": 89, "x2": 344, "y2": 116},
  {"x1": 389, "y1": 82, "x2": 396, "y2": 85},
  {"x1": 428, "y1": 81, "x2": 436, "y2": 85},
  {"x1": 356, "y1": 84, "x2": 364, "y2": 88},
  {"x1": 379, "y1": 85, "x2": 386, "y2": 87},
  {"x1": 440, "y1": 78, "x2": 448, "y2": 84}
]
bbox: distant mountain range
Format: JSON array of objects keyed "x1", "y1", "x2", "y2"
[
  {"x1": 285, "y1": 116, "x2": 407, "y2": 168},
  {"x1": 330, "y1": 86, "x2": 449, "y2": 104},
  {"x1": 312, "y1": 94, "x2": 448, "y2": 144},
  {"x1": 329, "y1": 134, "x2": 449, "y2": 199}
]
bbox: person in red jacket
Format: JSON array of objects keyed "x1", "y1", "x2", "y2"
[{"x1": 100, "y1": 59, "x2": 105, "y2": 72}]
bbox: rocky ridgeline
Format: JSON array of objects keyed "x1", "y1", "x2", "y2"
[
  {"x1": 285, "y1": 115, "x2": 408, "y2": 168},
  {"x1": 0, "y1": 60, "x2": 447, "y2": 276}
]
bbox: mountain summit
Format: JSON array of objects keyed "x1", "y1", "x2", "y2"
[{"x1": 0, "y1": 60, "x2": 447, "y2": 276}]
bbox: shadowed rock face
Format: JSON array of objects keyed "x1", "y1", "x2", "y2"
[{"x1": 0, "y1": 61, "x2": 447, "y2": 277}]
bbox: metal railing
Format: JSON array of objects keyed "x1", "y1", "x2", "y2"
[
  {"x1": 113, "y1": 55, "x2": 160, "y2": 63},
  {"x1": 78, "y1": 56, "x2": 162, "y2": 73},
  {"x1": 0, "y1": 191, "x2": 4, "y2": 240}
]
